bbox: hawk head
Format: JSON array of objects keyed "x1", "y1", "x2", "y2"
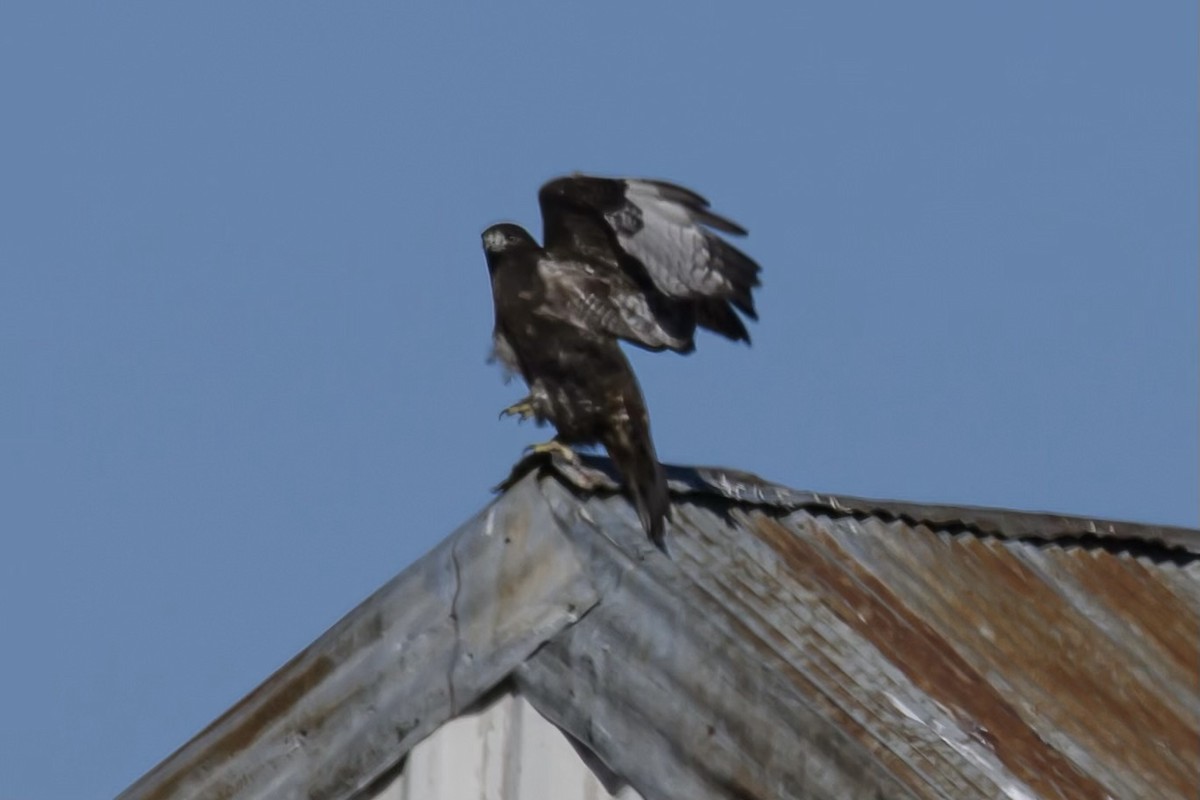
[{"x1": 481, "y1": 223, "x2": 538, "y2": 258}]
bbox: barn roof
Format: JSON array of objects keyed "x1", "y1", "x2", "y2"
[{"x1": 118, "y1": 456, "x2": 1200, "y2": 800}]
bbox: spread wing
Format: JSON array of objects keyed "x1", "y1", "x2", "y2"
[
  {"x1": 536, "y1": 256, "x2": 692, "y2": 352},
  {"x1": 538, "y1": 174, "x2": 761, "y2": 344}
]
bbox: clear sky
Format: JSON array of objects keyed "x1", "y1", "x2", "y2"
[{"x1": 1, "y1": 3, "x2": 1195, "y2": 798}]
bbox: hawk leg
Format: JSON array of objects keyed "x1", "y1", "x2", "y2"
[
  {"x1": 499, "y1": 397, "x2": 536, "y2": 422},
  {"x1": 522, "y1": 438, "x2": 581, "y2": 465}
]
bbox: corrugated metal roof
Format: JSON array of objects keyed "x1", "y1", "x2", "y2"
[{"x1": 120, "y1": 455, "x2": 1200, "y2": 800}]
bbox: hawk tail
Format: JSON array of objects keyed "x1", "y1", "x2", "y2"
[{"x1": 604, "y1": 421, "x2": 670, "y2": 550}]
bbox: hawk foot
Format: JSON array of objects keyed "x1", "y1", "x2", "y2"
[
  {"x1": 499, "y1": 398, "x2": 536, "y2": 422},
  {"x1": 522, "y1": 439, "x2": 581, "y2": 465}
]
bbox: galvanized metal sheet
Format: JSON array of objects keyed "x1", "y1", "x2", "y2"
[
  {"x1": 118, "y1": 480, "x2": 601, "y2": 800},
  {"x1": 121, "y1": 457, "x2": 1199, "y2": 800},
  {"x1": 516, "y1": 481, "x2": 922, "y2": 800}
]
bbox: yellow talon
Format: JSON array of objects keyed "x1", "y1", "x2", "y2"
[
  {"x1": 499, "y1": 398, "x2": 536, "y2": 422},
  {"x1": 522, "y1": 439, "x2": 580, "y2": 465}
]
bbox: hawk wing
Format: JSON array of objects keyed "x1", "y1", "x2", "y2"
[
  {"x1": 538, "y1": 174, "x2": 761, "y2": 343},
  {"x1": 535, "y1": 256, "x2": 693, "y2": 352}
]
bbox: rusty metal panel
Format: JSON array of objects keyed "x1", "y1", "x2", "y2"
[
  {"x1": 544, "y1": 464, "x2": 1197, "y2": 799},
  {"x1": 806, "y1": 516, "x2": 1199, "y2": 800}
]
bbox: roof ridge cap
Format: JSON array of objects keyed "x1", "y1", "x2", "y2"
[{"x1": 495, "y1": 452, "x2": 1200, "y2": 562}]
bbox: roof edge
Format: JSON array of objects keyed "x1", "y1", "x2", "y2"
[
  {"x1": 117, "y1": 478, "x2": 601, "y2": 800},
  {"x1": 497, "y1": 453, "x2": 1200, "y2": 561}
]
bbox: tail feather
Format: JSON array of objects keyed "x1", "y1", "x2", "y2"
[{"x1": 604, "y1": 422, "x2": 670, "y2": 549}]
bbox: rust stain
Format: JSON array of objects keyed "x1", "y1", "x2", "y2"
[
  {"x1": 749, "y1": 513, "x2": 1114, "y2": 800},
  {"x1": 139, "y1": 653, "x2": 336, "y2": 800},
  {"x1": 1073, "y1": 551, "x2": 1200, "y2": 680},
  {"x1": 879, "y1": 523, "x2": 1195, "y2": 797},
  {"x1": 675, "y1": 507, "x2": 959, "y2": 798},
  {"x1": 685, "y1": 583, "x2": 926, "y2": 799},
  {"x1": 813, "y1": 514, "x2": 1198, "y2": 796},
  {"x1": 957, "y1": 537, "x2": 1197, "y2": 793}
]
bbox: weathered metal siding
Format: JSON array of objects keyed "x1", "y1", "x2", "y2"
[
  {"x1": 119, "y1": 456, "x2": 1200, "y2": 800},
  {"x1": 116, "y1": 484, "x2": 602, "y2": 800},
  {"x1": 373, "y1": 690, "x2": 642, "y2": 800}
]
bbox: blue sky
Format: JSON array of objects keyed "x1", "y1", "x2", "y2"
[{"x1": 1, "y1": 4, "x2": 1195, "y2": 798}]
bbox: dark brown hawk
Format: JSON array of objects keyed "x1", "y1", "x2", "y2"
[{"x1": 482, "y1": 174, "x2": 761, "y2": 547}]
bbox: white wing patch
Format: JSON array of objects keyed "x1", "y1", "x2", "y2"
[{"x1": 611, "y1": 181, "x2": 734, "y2": 299}]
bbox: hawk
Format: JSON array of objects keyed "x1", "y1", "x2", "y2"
[{"x1": 482, "y1": 174, "x2": 761, "y2": 547}]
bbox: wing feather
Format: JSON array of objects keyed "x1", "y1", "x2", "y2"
[
  {"x1": 536, "y1": 256, "x2": 692, "y2": 353},
  {"x1": 487, "y1": 330, "x2": 521, "y2": 382},
  {"x1": 613, "y1": 179, "x2": 761, "y2": 307},
  {"x1": 635, "y1": 179, "x2": 747, "y2": 235},
  {"x1": 538, "y1": 174, "x2": 761, "y2": 344}
]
